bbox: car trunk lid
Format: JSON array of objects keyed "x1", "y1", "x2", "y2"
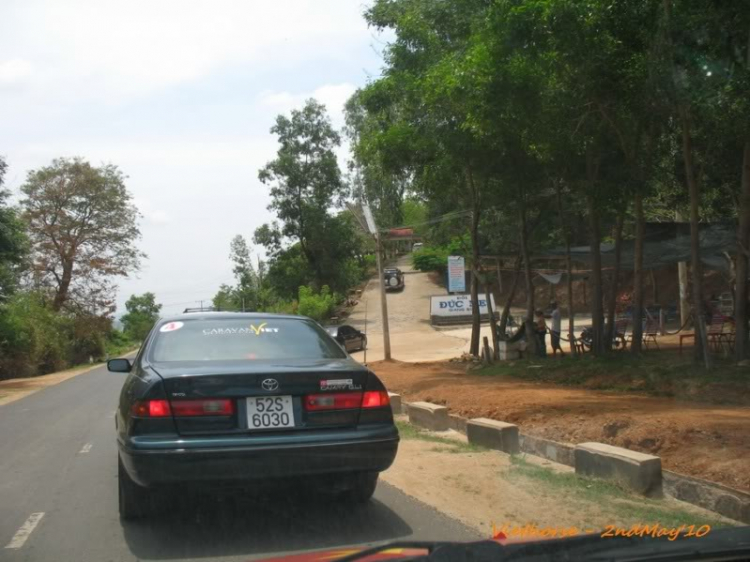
[{"x1": 151, "y1": 359, "x2": 370, "y2": 436}]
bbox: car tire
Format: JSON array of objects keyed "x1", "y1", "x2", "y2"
[
  {"x1": 119, "y1": 456, "x2": 148, "y2": 520},
  {"x1": 341, "y1": 472, "x2": 378, "y2": 504}
]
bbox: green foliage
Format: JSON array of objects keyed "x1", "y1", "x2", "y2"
[
  {"x1": 212, "y1": 235, "x2": 267, "y2": 311},
  {"x1": 297, "y1": 285, "x2": 336, "y2": 322},
  {"x1": 411, "y1": 236, "x2": 467, "y2": 273},
  {"x1": 411, "y1": 246, "x2": 449, "y2": 273},
  {"x1": 0, "y1": 158, "x2": 29, "y2": 301},
  {"x1": 0, "y1": 292, "x2": 72, "y2": 378},
  {"x1": 105, "y1": 328, "x2": 135, "y2": 358},
  {"x1": 120, "y1": 292, "x2": 161, "y2": 342}
]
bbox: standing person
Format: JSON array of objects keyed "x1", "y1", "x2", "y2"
[
  {"x1": 549, "y1": 301, "x2": 565, "y2": 357},
  {"x1": 534, "y1": 309, "x2": 547, "y2": 357}
]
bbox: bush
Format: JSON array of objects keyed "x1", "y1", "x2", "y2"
[
  {"x1": 297, "y1": 285, "x2": 336, "y2": 322},
  {"x1": 105, "y1": 328, "x2": 135, "y2": 358},
  {"x1": 412, "y1": 246, "x2": 450, "y2": 273},
  {"x1": 0, "y1": 292, "x2": 72, "y2": 379}
]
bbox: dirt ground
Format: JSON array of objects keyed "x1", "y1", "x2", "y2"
[
  {"x1": 373, "y1": 360, "x2": 750, "y2": 493},
  {"x1": 342, "y1": 255, "x2": 505, "y2": 362},
  {"x1": 383, "y1": 422, "x2": 732, "y2": 535}
]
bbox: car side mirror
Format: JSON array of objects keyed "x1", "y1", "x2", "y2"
[{"x1": 108, "y1": 358, "x2": 132, "y2": 373}]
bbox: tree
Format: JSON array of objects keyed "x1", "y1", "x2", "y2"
[
  {"x1": 212, "y1": 235, "x2": 266, "y2": 311},
  {"x1": 0, "y1": 157, "x2": 28, "y2": 301},
  {"x1": 121, "y1": 293, "x2": 161, "y2": 341},
  {"x1": 20, "y1": 158, "x2": 144, "y2": 313},
  {"x1": 256, "y1": 100, "x2": 348, "y2": 288}
]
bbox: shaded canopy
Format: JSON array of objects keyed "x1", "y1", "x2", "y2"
[{"x1": 543, "y1": 223, "x2": 735, "y2": 272}]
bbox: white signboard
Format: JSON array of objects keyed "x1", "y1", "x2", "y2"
[
  {"x1": 362, "y1": 204, "x2": 378, "y2": 235},
  {"x1": 447, "y1": 256, "x2": 466, "y2": 293},
  {"x1": 430, "y1": 294, "x2": 496, "y2": 317}
]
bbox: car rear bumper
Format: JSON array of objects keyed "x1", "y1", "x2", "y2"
[{"x1": 119, "y1": 425, "x2": 399, "y2": 487}]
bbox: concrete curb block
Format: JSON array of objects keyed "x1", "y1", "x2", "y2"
[
  {"x1": 467, "y1": 418, "x2": 520, "y2": 454},
  {"x1": 575, "y1": 442, "x2": 662, "y2": 497},
  {"x1": 407, "y1": 401, "x2": 449, "y2": 431},
  {"x1": 388, "y1": 393, "x2": 402, "y2": 415},
  {"x1": 448, "y1": 413, "x2": 468, "y2": 433},
  {"x1": 396, "y1": 400, "x2": 747, "y2": 522},
  {"x1": 664, "y1": 470, "x2": 750, "y2": 524},
  {"x1": 519, "y1": 433, "x2": 575, "y2": 467}
]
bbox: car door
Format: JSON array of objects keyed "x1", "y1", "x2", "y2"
[
  {"x1": 351, "y1": 328, "x2": 364, "y2": 349},
  {"x1": 339, "y1": 326, "x2": 355, "y2": 351}
]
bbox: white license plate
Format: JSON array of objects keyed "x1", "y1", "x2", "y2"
[{"x1": 246, "y1": 396, "x2": 295, "y2": 429}]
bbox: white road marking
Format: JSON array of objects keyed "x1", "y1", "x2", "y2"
[
  {"x1": 79, "y1": 443, "x2": 93, "y2": 454},
  {"x1": 4, "y1": 512, "x2": 45, "y2": 549}
]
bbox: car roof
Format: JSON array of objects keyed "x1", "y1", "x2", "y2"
[{"x1": 157, "y1": 312, "x2": 306, "y2": 323}]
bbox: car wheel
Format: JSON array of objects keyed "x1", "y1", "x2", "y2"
[
  {"x1": 118, "y1": 456, "x2": 148, "y2": 520},
  {"x1": 341, "y1": 472, "x2": 378, "y2": 504}
]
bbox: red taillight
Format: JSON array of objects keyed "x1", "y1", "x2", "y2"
[
  {"x1": 131, "y1": 399, "x2": 171, "y2": 417},
  {"x1": 131, "y1": 399, "x2": 234, "y2": 417},
  {"x1": 171, "y1": 399, "x2": 235, "y2": 416},
  {"x1": 304, "y1": 392, "x2": 363, "y2": 411},
  {"x1": 362, "y1": 391, "x2": 390, "y2": 408}
]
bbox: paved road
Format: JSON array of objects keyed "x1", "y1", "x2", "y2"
[{"x1": 0, "y1": 365, "x2": 479, "y2": 561}]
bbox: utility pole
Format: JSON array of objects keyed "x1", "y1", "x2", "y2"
[
  {"x1": 375, "y1": 231, "x2": 392, "y2": 360},
  {"x1": 363, "y1": 204, "x2": 392, "y2": 360}
]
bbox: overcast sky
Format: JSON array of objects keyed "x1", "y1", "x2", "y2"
[{"x1": 0, "y1": 0, "x2": 386, "y2": 316}]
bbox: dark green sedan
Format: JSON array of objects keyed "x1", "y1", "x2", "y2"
[{"x1": 109, "y1": 312, "x2": 399, "y2": 520}]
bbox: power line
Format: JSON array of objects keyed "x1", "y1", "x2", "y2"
[{"x1": 386, "y1": 209, "x2": 473, "y2": 232}]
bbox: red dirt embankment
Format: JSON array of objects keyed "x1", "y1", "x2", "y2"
[{"x1": 372, "y1": 360, "x2": 750, "y2": 493}]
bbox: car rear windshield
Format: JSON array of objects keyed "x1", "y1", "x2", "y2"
[{"x1": 149, "y1": 318, "x2": 347, "y2": 362}]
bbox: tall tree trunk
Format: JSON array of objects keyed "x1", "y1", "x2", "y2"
[
  {"x1": 604, "y1": 211, "x2": 625, "y2": 350},
  {"x1": 679, "y1": 104, "x2": 711, "y2": 368},
  {"x1": 632, "y1": 193, "x2": 645, "y2": 354},
  {"x1": 556, "y1": 183, "x2": 576, "y2": 353},
  {"x1": 733, "y1": 27, "x2": 750, "y2": 361},
  {"x1": 586, "y1": 194, "x2": 604, "y2": 356},
  {"x1": 53, "y1": 261, "x2": 73, "y2": 311},
  {"x1": 469, "y1": 207, "x2": 482, "y2": 356},
  {"x1": 519, "y1": 206, "x2": 537, "y2": 355},
  {"x1": 499, "y1": 260, "x2": 522, "y2": 338},
  {"x1": 735, "y1": 143, "x2": 750, "y2": 361},
  {"x1": 676, "y1": 211, "x2": 690, "y2": 327},
  {"x1": 484, "y1": 274, "x2": 499, "y2": 357}
]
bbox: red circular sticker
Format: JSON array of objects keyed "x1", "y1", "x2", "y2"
[{"x1": 159, "y1": 321, "x2": 184, "y2": 333}]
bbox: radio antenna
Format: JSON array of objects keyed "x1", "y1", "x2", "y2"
[{"x1": 363, "y1": 298, "x2": 368, "y2": 366}]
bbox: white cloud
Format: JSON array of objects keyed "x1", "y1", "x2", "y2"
[
  {"x1": 1, "y1": 0, "x2": 372, "y2": 103},
  {"x1": 258, "y1": 83, "x2": 357, "y2": 128},
  {"x1": 0, "y1": 59, "x2": 34, "y2": 85},
  {"x1": 133, "y1": 197, "x2": 171, "y2": 226}
]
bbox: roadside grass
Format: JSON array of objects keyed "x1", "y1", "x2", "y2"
[
  {"x1": 396, "y1": 420, "x2": 486, "y2": 453},
  {"x1": 507, "y1": 455, "x2": 731, "y2": 529},
  {"x1": 475, "y1": 352, "x2": 750, "y2": 404}
]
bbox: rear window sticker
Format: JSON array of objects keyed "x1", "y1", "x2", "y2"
[
  {"x1": 159, "y1": 321, "x2": 184, "y2": 333},
  {"x1": 202, "y1": 324, "x2": 280, "y2": 336}
]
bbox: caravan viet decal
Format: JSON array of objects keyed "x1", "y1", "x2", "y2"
[{"x1": 201, "y1": 323, "x2": 280, "y2": 336}]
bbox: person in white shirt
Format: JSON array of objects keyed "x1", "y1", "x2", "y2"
[{"x1": 549, "y1": 302, "x2": 565, "y2": 357}]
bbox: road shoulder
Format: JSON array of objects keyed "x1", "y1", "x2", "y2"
[
  {"x1": 383, "y1": 419, "x2": 735, "y2": 538},
  {"x1": 0, "y1": 349, "x2": 137, "y2": 407}
]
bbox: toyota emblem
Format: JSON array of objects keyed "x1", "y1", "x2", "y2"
[{"x1": 261, "y1": 378, "x2": 279, "y2": 391}]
